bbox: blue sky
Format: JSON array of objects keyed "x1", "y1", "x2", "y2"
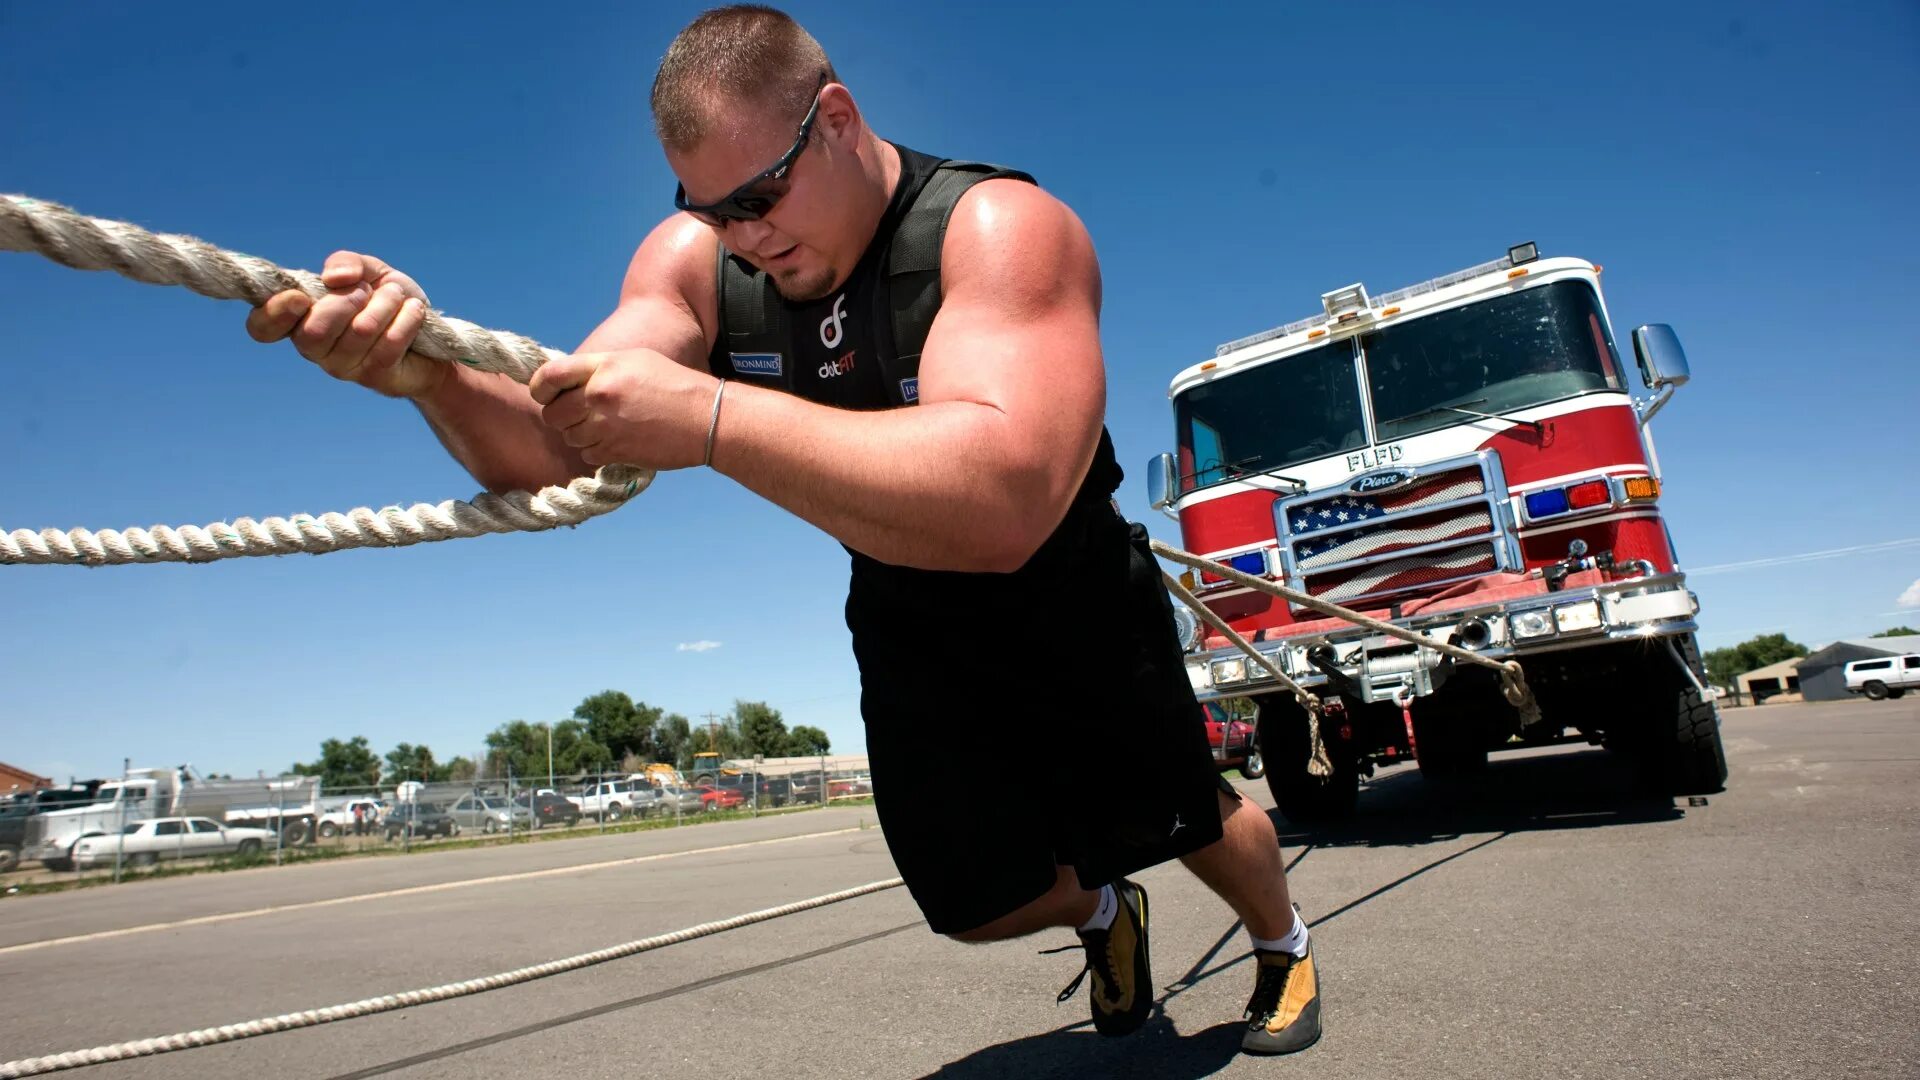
[{"x1": 3, "y1": 1, "x2": 1916, "y2": 784}]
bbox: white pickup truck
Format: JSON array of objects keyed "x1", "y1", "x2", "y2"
[
  {"x1": 315, "y1": 798, "x2": 388, "y2": 839},
  {"x1": 1845, "y1": 654, "x2": 1920, "y2": 700}
]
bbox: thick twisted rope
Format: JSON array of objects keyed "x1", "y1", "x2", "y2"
[
  {"x1": 1162, "y1": 571, "x2": 1332, "y2": 778},
  {"x1": 1153, "y1": 540, "x2": 1542, "y2": 726},
  {"x1": 0, "y1": 876, "x2": 904, "y2": 1078},
  {"x1": 0, "y1": 194, "x2": 649, "y2": 565}
]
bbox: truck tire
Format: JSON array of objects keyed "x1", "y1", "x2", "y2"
[
  {"x1": 280, "y1": 820, "x2": 310, "y2": 847},
  {"x1": 0, "y1": 845, "x2": 18, "y2": 873},
  {"x1": 1256, "y1": 694, "x2": 1358, "y2": 823},
  {"x1": 1863, "y1": 681, "x2": 1889, "y2": 701},
  {"x1": 1238, "y1": 750, "x2": 1266, "y2": 780},
  {"x1": 1411, "y1": 699, "x2": 1490, "y2": 782},
  {"x1": 318, "y1": 822, "x2": 340, "y2": 840},
  {"x1": 1642, "y1": 683, "x2": 1729, "y2": 795},
  {"x1": 607, "y1": 803, "x2": 625, "y2": 823}
]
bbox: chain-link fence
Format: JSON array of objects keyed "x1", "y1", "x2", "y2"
[{"x1": 0, "y1": 758, "x2": 876, "y2": 891}]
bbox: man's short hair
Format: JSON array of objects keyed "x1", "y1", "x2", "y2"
[{"x1": 652, "y1": 5, "x2": 839, "y2": 152}]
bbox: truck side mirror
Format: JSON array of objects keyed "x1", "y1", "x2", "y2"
[
  {"x1": 1146, "y1": 453, "x2": 1178, "y2": 512},
  {"x1": 1631, "y1": 325, "x2": 1691, "y2": 389}
]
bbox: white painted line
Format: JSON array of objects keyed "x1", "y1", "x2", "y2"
[{"x1": 0, "y1": 826, "x2": 865, "y2": 957}]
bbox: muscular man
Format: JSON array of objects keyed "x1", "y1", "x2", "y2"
[{"x1": 246, "y1": 5, "x2": 1319, "y2": 1055}]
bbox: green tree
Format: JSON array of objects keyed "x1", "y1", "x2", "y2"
[
  {"x1": 444, "y1": 756, "x2": 477, "y2": 782},
  {"x1": 784, "y1": 725, "x2": 831, "y2": 756},
  {"x1": 1703, "y1": 633, "x2": 1808, "y2": 688},
  {"x1": 573, "y1": 691, "x2": 664, "y2": 761},
  {"x1": 734, "y1": 701, "x2": 791, "y2": 758},
  {"x1": 483, "y1": 720, "x2": 611, "y2": 781},
  {"x1": 383, "y1": 742, "x2": 446, "y2": 784},
  {"x1": 1871, "y1": 626, "x2": 1917, "y2": 638},
  {"x1": 290, "y1": 736, "x2": 381, "y2": 791},
  {"x1": 655, "y1": 714, "x2": 693, "y2": 769}
]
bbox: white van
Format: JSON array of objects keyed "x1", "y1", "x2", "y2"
[{"x1": 1844, "y1": 655, "x2": 1920, "y2": 700}]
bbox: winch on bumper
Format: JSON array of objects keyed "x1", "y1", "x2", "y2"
[{"x1": 1183, "y1": 574, "x2": 1701, "y2": 707}]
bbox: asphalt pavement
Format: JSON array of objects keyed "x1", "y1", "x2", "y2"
[{"x1": 1, "y1": 698, "x2": 1914, "y2": 1079}]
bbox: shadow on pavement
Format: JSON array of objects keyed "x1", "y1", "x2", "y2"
[
  {"x1": 918, "y1": 1014, "x2": 1243, "y2": 1080},
  {"x1": 1274, "y1": 743, "x2": 1685, "y2": 849}
]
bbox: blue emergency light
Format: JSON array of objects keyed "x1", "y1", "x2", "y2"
[{"x1": 1524, "y1": 488, "x2": 1570, "y2": 518}]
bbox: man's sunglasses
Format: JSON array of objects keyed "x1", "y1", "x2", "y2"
[{"x1": 673, "y1": 75, "x2": 829, "y2": 226}]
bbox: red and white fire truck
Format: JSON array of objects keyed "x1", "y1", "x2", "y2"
[{"x1": 1149, "y1": 243, "x2": 1725, "y2": 821}]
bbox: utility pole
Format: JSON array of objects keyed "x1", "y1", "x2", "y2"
[{"x1": 702, "y1": 712, "x2": 721, "y2": 752}]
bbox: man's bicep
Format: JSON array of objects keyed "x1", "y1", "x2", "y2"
[
  {"x1": 917, "y1": 184, "x2": 1106, "y2": 473},
  {"x1": 575, "y1": 216, "x2": 719, "y2": 371}
]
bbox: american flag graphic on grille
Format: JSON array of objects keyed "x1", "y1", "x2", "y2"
[{"x1": 1285, "y1": 466, "x2": 1497, "y2": 606}]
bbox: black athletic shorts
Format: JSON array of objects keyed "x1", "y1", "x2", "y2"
[{"x1": 847, "y1": 503, "x2": 1235, "y2": 936}]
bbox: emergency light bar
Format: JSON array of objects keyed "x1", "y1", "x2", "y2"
[{"x1": 1214, "y1": 244, "x2": 1544, "y2": 357}]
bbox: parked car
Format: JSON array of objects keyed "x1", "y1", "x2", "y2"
[
  {"x1": 70, "y1": 817, "x2": 274, "y2": 867},
  {"x1": 513, "y1": 790, "x2": 582, "y2": 828},
  {"x1": 576, "y1": 780, "x2": 657, "y2": 821},
  {"x1": 652, "y1": 786, "x2": 705, "y2": 815},
  {"x1": 445, "y1": 793, "x2": 532, "y2": 834},
  {"x1": 1203, "y1": 702, "x2": 1265, "y2": 780},
  {"x1": 826, "y1": 776, "x2": 873, "y2": 800},
  {"x1": 383, "y1": 803, "x2": 459, "y2": 841},
  {"x1": 1845, "y1": 654, "x2": 1920, "y2": 700},
  {"x1": 694, "y1": 783, "x2": 746, "y2": 812}
]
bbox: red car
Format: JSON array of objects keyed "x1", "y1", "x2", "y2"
[
  {"x1": 1204, "y1": 702, "x2": 1265, "y2": 779},
  {"x1": 694, "y1": 783, "x2": 746, "y2": 812}
]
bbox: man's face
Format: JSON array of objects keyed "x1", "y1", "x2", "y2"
[{"x1": 666, "y1": 93, "x2": 859, "y2": 302}]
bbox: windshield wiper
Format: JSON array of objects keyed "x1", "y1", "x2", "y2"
[
  {"x1": 1378, "y1": 399, "x2": 1543, "y2": 436},
  {"x1": 1185, "y1": 455, "x2": 1305, "y2": 492}
]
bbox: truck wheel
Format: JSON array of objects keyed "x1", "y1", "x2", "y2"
[
  {"x1": 0, "y1": 845, "x2": 18, "y2": 873},
  {"x1": 1640, "y1": 684, "x2": 1729, "y2": 795},
  {"x1": 1863, "y1": 681, "x2": 1889, "y2": 701},
  {"x1": 1238, "y1": 751, "x2": 1266, "y2": 780},
  {"x1": 607, "y1": 804, "x2": 625, "y2": 823},
  {"x1": 318, "y1": 822, "x2": 339, "y2": 840},
  {"x1": 483, "y1": 819, "x2": 498, "y2": 835},
  {"x1": 280, "y1": 821, "x2": 310, "y2": 846},
  {"x1": 1257, "y1": 694, "x2": 1358, "y2": 823}
]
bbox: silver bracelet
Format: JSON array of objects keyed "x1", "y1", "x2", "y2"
[{"x1": 703, "y1": 378, "x2": 728, "y2": 468}]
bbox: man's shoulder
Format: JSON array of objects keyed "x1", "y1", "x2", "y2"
[{"x1": 940, "y1": 179, "x2": 1094, "y2": 288}]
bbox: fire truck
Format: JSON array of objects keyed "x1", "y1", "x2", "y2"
[{"x1": 1148, "y1": 243, "x2": 1724, "y2": 821}]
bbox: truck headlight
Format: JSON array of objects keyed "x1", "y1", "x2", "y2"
[
  {"x1": 1553, "y1": 599, "x2": 1604, "y2": 634},
  {"x1": 1185, "y1": 658, "x2": 1211, "y2": 690},
  {"x1": 1211, "y1": 657, "x2": 1248, "y2": 685},
  {"x1": 1509, "y1": 609, "x2": 1555, "y2": 640}
]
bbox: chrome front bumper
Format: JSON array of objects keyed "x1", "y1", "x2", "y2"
[{"x1": 1186, "y1": 574, "x2": 1700, "y2": 705}]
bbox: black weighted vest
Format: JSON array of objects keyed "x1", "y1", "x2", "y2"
[{"x1": 706, "y1": 143, "x2": 1124, "y2": 591}]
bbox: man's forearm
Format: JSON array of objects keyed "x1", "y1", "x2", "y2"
[
  {"x1": 412, "y1": 365, "x2": 589, "y2": 494},
  {"x1": 710, "y1": 381, "x2": 1095, "y2": 573}
]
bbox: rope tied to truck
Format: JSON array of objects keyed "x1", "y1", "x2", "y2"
[{"x1": 1150, "y1": 539, "x2": 1544, "y2": 734}]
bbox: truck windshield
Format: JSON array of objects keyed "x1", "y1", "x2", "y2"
[
  {"x1": 1366, "y1": 280, "x2": 1621, "y2": 441},
  {"x1": 1174, "y1": 341, "x2": 1364, "y2": 492}
]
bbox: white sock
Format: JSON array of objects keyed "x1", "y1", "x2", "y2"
[
  {"x1": 1079, "y1": 884, "x2": 1118, "y2": 932},
  {"x1": 1250, "y1": 910, "x2": 1309, "y2": 957}
]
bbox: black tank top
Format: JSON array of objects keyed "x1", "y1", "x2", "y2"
[{"x1": 708, "y1": 144, "x2": 1125, "y2": 608}]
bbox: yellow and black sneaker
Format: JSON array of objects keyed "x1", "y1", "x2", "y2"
[
  {"x1": 1241, "y1": 939, "x2": 1322, "y2": 1054},
  {"x1": 1047, "y1": 879, "x2": 1153, "y2": 1037}
]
